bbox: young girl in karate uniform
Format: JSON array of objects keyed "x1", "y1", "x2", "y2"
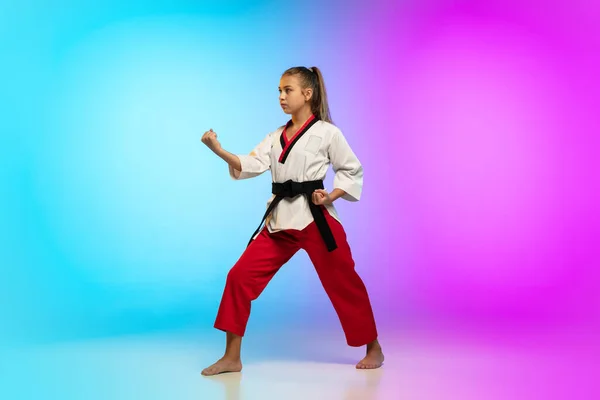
[{"x1": 200, "y1": 66, "x2": 384, "y2": 375}]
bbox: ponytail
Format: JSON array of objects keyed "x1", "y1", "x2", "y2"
[
  {"x1": 282, "y1": 66, "x2": 333, "y2": 124},
  {"x1": 309, "y1": 66, "x2": 332, "y2": 123}
]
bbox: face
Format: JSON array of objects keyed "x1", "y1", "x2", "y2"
[{"x1": 278, "y1": 74, "x2": 313, "y2": 115}]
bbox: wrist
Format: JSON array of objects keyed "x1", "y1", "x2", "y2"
[{"x1": 329, "y1": 188, "x2": 346, "y2": 202}]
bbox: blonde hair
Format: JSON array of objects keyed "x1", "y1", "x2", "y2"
[{"x1": 282, "y1": 66, "x2": 333, "y2": 123}]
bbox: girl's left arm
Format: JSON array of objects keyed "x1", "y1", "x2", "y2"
[{"x1": 327, "y1": 129, "x2": 363, "y2": 202}]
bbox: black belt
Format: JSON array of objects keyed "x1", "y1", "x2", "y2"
[{"x1": 247, "y1": 179, "x2": 338, "y2": 252}]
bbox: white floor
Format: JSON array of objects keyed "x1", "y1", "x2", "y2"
[{"x1": 3, "y1": 328, "x2": 596, "y2": 400}]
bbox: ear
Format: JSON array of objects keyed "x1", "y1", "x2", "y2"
[{"x1": 304, "y1": 87, "x2": 313, "y2": 102}]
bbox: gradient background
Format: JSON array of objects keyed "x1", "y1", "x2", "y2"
[{"x1": 1, "y1": 0, "x2": 599, "y2": 398}]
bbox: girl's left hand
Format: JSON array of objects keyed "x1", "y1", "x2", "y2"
[{"x1": 312, "y1": 189, "x2": 332, "y2": 205}]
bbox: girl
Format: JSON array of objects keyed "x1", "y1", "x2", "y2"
[{"x1": 200, "y1": 66, "x2": 384, "y2": 375}]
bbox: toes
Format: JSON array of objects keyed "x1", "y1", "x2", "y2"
[
  {"x1": 202, "y1": 366, "x2": 217, "y2": 376},
  {"x1": 356, "y1": 362, "x2": 379, "y2": 369},
  {"x1": 356, "y1": 357, "x2": 384, "y2": 370}
]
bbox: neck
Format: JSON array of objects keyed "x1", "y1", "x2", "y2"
[{"x1": 291, "y1": 106, "x2": 313, "y2": 126}]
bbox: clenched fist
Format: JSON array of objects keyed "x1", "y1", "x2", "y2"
[
  {"x1": 201, "y1": 129, "x2": 222, "y2": 153},
  {"x1": 312, "y1": 189, "x2": 332, "y2": 205}
]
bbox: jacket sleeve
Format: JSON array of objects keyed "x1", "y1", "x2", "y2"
[
  {"x1": 229, "y1": 132, "x2": 273, "y2": 180},
  {"x1": 328, "y1": 129, "x2": 363, "y2": 201}
]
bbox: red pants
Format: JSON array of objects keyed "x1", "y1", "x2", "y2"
[{"x1": 214, "y1": 210, "x2": 378, "y2": 347}]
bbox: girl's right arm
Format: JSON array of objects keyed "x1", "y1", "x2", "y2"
[
  {"x1": 201, "y1": 129, "x2": 273, "y2": 180},
  {"x1": 201, "y1": 129, "x2": 242, "y2": 171},
  {"x1": 215, "y1": 148, "x2": 242, "y2": 172}
]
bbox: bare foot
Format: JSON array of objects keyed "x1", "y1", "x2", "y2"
[
  {"x1": 356, "y1": 341, "x2": 384, "y2": 369},
  {"x1": 201, "y1": 357, "x2": 242, "y2": 376}
]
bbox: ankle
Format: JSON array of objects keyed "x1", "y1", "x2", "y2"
[
  {"x1": 222, "y1": 354, "x2": 241, "y2": 362},
  {"x1": 366, "y1": 340, "x2": 381, "y2": 352}
]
